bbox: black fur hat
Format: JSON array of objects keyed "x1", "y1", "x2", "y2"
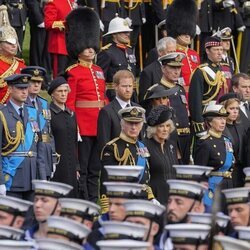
[
  {"x1": 165, "y1": 0, "x2": 198, "y2": 39},
  {"x1": 65, "y1": 7, "x2": 100, "y2": 60}
]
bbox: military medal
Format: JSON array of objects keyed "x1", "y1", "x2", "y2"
[
  {"x1": 95, "y1": 71, "x2": 105, "y2": 80},
  {"x1": 43, "y1": 109, "x2": 51, "y2": 120},
  {"x1": 30, "y1": 120, "x2": 40, "y2": 132}
]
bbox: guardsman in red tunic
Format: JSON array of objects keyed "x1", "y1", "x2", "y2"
[
  {"x1": 65, "y1": 8, "x2": 106, "y2": 202},
  {"x1": 165, "y1": 0, "x2": 200, "y2": 100},
  {"x1": 0, "y1": 25, "x2": 26, "y2": 104},
  {"x1": 44, "y1": 0, "x2": 75, "y2": 78}
]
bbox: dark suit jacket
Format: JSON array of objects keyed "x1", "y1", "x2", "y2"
[
  {"x1": 138, "y1": 60, "x2": 162, "y2": 103},
  {"x1": 97, "y1": 98, "x2": 140, "y2": 151},
  {"x1": 239, "y1": 109, "x2": 250, "y2": 131}
]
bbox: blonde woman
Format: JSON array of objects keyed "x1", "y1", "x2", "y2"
[{"x1": 144, "y1": 105, "x2": 179, "y2": 204}]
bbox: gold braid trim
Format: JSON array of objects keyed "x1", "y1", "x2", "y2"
[
  {"x1": 201, "y1": 70, "x2": 226, "y2": 105},
  {"x1": 0, "y1": 111, "x2": 24, "y2": 156},
  {"x1": 113, "y1": 143, "x2": 135, "y2": 165},
  {"x1": 124, "y1": 0, "x2": 140, "y2": 10}
]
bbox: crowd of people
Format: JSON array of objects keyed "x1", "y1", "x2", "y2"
[{"x1": 0, "y1": 0, "x2": 250, "y2": 249}]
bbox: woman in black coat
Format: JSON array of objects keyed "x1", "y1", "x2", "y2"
[
  {"x1": 48, "y1": 77, "x2": 79, "y2": 197},
  {"x1": 144, "y1": 105, "x2": 179, "y2": 205},
  {"x1": 219, "y1": 93, "x2": 247, "y2": 187}
]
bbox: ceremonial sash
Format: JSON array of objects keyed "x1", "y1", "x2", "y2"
[
  {"x1": 38, "y1": 97, "x2": 48, "y2": 131},
  {"x1": 203, "y1": 137, "x2": 233, "y2": 208},
  {"x1": 137, "y1": 141, "x2": 147, "y2": 183},
  {"x1": 3, "y1": 107, "x2": 37, "y2": 190}
]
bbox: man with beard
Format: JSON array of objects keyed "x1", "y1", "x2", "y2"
[{"x1": 166, "y1": 179, "x2": 206, "y2": 224}]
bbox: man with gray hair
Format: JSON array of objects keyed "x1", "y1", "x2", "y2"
[{"x1": 138, "y1": 37, "x2": 176, "y2": 103}]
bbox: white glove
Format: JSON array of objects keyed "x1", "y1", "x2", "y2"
[
  {"x1": 223, "y1": 0, "x2": 235, "y2": 8},
  {"x1": 125, "y1": 17, "x2": 132, "y2": 27},
  {"x1": 237, "y1": 25, "x2": 246, "y2": 32},
  {"x1": 196, "y1": 131, "x2": 208, "y2": 138},
  {"x1": 142, "y1": 18, "x2": 146, "y2": 24},
  {"x1": 196, "y1": 24, "x2": 201, "y2": 35},
  {"x1": 151, "y1": 198, "x2": 161, "y2": 206},
  {"x1": 72, "y1": 2, "x2": 78, "y2": 9},
  {"x1": 0, "y1": 184, "x2": 6, "y2": 196},
  {"x1": 99, "y1": 20, "x2": 104, "y2": 32},
  {"x1": 37, "y1": 22, "x2": 45, "y2": 28}
]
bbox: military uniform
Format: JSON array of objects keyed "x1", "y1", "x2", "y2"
[
  {"x1": 189, "y1": 61, "x2": 227, "y2": 136},
  {"x1": 0, "y1": 74, "x2": 46, "y2": 200},
  {"x1": 66, "y1": 60, "x2": 106, "y2": 201},
  {"x1": 97, "y1": 42, "x2": 137, "y2": 102},
  {"x1": 44, "y1": 0, "x2": 74, "y2": 77},
  {"x1": 176, "y1": 44, "x2": 200, "y2": 97},
  {"x1": 22, "y1": 66, "x2": 55, "y2": 180},
  {"x1": 0, "y1": 56, "x2": 25, "y2": 104},
  {"x1": 160, "y1": 79, "x2": 191, "y2": 164},
  {"x1": 5, "y1": 0, "x2": 27, "y2": 49},
  {"x1": 100, "y1": 132, "x2": 151, "y2": 197}
]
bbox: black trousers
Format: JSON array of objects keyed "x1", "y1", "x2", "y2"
[{"x1": 78, "y1": 136, "x2": 101, "y2": 203}]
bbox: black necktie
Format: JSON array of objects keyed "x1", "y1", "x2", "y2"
[
  {"x1": 244, "y1": 102, "x2": 250, "y2": 118},
  {"x1": 126, "y1": 103, "x2": 130, "y2": 108},
  {"x1": 32, "y1": 100, "x2": 37, "y2": 109},
  {"x1": 19, "y1": 107, "x2": 24, "y2": 123}
]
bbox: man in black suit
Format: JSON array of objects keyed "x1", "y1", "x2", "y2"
[
  {"x1": 138, "y1": 37, "x2": 176, "y2": 103},
  {"x1": 231, "y1": 73, "x2": 250, "y2": 130},
  {"x1": 97, "y1": 69, "x2": 140, "y2": 151}
]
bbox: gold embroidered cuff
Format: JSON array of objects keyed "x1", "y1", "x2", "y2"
[
  {"x1": 52, "y1": 21, "x2": 65, "y2": 31},
  {"x1": 192, "y1": 121, "x2": 205, "y2": 133}
]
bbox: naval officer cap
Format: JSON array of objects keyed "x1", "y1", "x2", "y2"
[
  {"x1": 102, "y1": 221, "x2": 147, "y2": 241},
  {"x1": 213, "y1": 27, "x2": 232, "y2": 40},
  {"x1": 158, "y1": 52, "x2": 185, "y2": 67},
  {"x1": 104, "y1": 165, "x2": 144, "y2": 183},
  {"x1": 21, "y1": 66, "x2": 46, "y2": 82},
  {"x1": 32, "y1": 180, "x2": 73, "y2": 198},
  {"x1": 4, "y1": 74, "x2": 32, "y2": 88},
  {"x1": 167, "y1": 179, "x2": 207, "y2": 201},
  {"x1": 47, "y1": 216, "x2": 91, "y2": 244},
  {"x1": 97, "y1": 239, "x2": 150, "y2": 250},
  {"x1": 0, "y1": 226, "x2": 24, "y2": 240},
  {"x1": 235, "y1": 226, "x2": 250, "y2": 241},
  {"x1": 36, "y1": 238, "x2": 82, "y2": 250},
  {"x1": 118, "y1": 106, "x2": 145, "y2": 123},
  {"x1": 0, "y1": 240, "x2": 35, "y2": 250},
  {"x1": 222, "y1": 187, "x2": 250, "y2": 205},
  {"x1": 203, "y1": 103, "x2": 229, "y2": 118},
  {"x1": 165, "y1": 224, "x2": 211, "y2": 246},
  {"x1": 59, "y1": 198, "x2": 100, "y2": 221},
  {"x1": 188, "y1": 212, "x2": 230, "y2": 228},
  {"x1": 123, "y1": 199, "x2": 165, "y2": 223},
  {"x1": 214, "y1": 235, "x2": 250, "y2": 250},
  {"x1": 0, "y1": 196, "x2": 32, "y2": 216},
  {"x1": 104, "y1": 182, "x2": 147, "y2": 199},
  {"x1": 173, "y1": 165, "x2": 213, "y2": 182}
]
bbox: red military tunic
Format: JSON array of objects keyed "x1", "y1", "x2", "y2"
[
  {"x1": 66, "y1": 60, "x2": 107, "y2": 136},
  {"x1": 44, "y1": 0, "x2": 74, "y2": 55},
  {"x1": 177, "y1": 44, "x2": 200, "y2": 97},
  {"x1": 0, "y1": 56, "x2": 26, "y2": 104}
]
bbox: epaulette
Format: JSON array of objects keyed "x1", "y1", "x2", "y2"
[
  {"x1": 15, "y1": 57, "x2": 25, "y2": 63},
  {"x1": 101, "y1": 43, "x2": 112, "y2": 51},
  {"x1": 200, "y1": 134, "x2": 210, "y2": 140},
  {"x1": 65, "y1": 63, "x2": 78, "y2": 72},
  {"x1": 198, "y1": 63, "x2": 209, "y2": 69},
  {"x1": 106, "y1": 137, "x2": 120, "y2": 146}
]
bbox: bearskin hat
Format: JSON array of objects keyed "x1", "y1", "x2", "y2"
[
  {"x1": 65, "y1": 7, "x2": 100, "y2": 60},
  {"x1": 165, "y1": 0, "x2": 198, "y2": 39}
]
